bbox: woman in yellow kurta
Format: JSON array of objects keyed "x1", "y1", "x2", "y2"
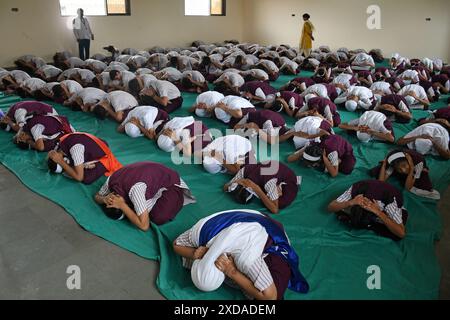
[{"x1": 300, "y1": 14, "x2": 315, "y2": 57}]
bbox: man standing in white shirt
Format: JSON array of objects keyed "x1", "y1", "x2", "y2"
[{"x1": 73, "y1": 8, "x2": 94, "y2": 60}]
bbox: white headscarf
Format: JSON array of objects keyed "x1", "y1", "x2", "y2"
[
  {"x1": 345, "y1": 100, "x2": 358, "y2": 111},
  {"x1": 157, "y1": 135, "x2": 176, "y2": 153},
  {"x1": 357, "y1": 111, "x2": 388, "y2": 143},
  {"x1": 415, "y1": 139, "x2": 433, "y2": 155},
  {"x1": 125, "y1": 123, "x2": 142, "y2": 138},
  {"x1": 190, "y1": 210, "x2": 269, "y2": 292}
]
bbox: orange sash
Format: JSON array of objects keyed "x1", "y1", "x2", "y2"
[{"x1": 60, "y1": 133, "x2": 123, "y2": 177}]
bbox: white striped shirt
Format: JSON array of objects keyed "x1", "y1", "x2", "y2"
[
  {"x1": 98, "y1": 179, "x2": 191, "y2": 216},
  {"x1": 69, "y1": 144, "x2": 85, "y2": 167},
  {"x1": 228, "y1": 168, "x2": 280, "y2": 201},
  {"x1": 336, "y1": 186, "x2": 404, "y2": 224}
]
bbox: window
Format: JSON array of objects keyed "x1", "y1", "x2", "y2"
[
  {"x1": 59, "y1": 0, "x2": 130, "y2": 16},
  {"x1": 185, "y1": 0, "x2": 226, "y2": 16},
  {"x1": 107, "y1": 0, "x2": 131, "y2": 15}
]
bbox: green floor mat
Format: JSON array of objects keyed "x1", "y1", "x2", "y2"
[{"x1": 0, "y1": 67, "x2": 449, "y2": 300}]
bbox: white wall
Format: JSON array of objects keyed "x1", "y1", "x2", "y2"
[
  {"x1": 0, "y1": 0, "x2": 244, "y2": 67},
  {"x1": 0, "y1": 0, "x2": 449, "y2": 67},
  {"x1": 243, "y1": 0, "x2": 450, "y2": 61}
]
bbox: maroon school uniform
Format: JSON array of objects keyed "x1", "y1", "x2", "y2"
[
  {"x1": 247, "y1": 110, "x2": 288, "y2": 135},
  {"x1": 356, "y1": 70, "x2": 373, "y2": 87},
  {"x1": 7, "y1": 101, "x2": 54, "y2": 120},
  {"x1": 385, "y1": 77, "x2": 405, "y2": 90},
  {"x1": 141, "y1": 96, "x2": 184, "y2": 114},
  {"x1": 432, "y1": 74, "x2": 449, "y2": 86},
  {"x1": 370, "y1": 149, "x2": 433, "y2": 192},
  {"x1": 243, "y1": 161, "x2": 299, "y2": 209},
  {"x1": 290, "y1": 77, "x2": 315, "y2": 91},
  {"x1": 22, "y1": 115, "x2": 73, "y2": 151},
  {"x1": 228, "y1": 108, "x2": 256, "y2": 129},
  {"x1": 350, "y1": 180, "x2": 408, "y2": 240},
  {"x1": 107, "y1": 162, "x2": 185, "y2": 225},
  {"x1": 280, "y1": 91, "x2": 304, "y2": 110},
  {"x1": 320, "y1": 135, "x2": 356, "y2": 175},
  {"x1": 184, "y1": 121, "x2": 212, "y2": 153},
  {"x1": 374, "y1": 67, "x2": 394, "y2": 78},
  {"x1": 379, "y1": 94, "x2": 410, "y2": 123},
  {"x1": 240, "y1": 81, "x2": 277, "y2": 96},
  {"x1": 59, "y1": 134, "x2": 109, "y2": 185},
  {"x1": 307, "y1": 97, "x2": 341, "y2": 126},
  {"x1": 434, "y1": 107, "x2": 450, "y2": 122},
  {"x1": 261, "y1": 227, "x2": 292, "y2": 299},
  {"x1": 324, "y1": 84, "x2": 339, "y2": 102}
]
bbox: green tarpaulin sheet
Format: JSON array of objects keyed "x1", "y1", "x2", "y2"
[{"x1": 1, "y1": 68, "x2": 449, "y2": 300}]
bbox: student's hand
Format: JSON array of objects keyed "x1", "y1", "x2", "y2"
[
  {"x1": 418, "y1": 134, "x2": 433, "y2": 141},
  {"x1": 215, "y1": 254, "x2": 237, "y2": 277},
  {"x1": 407, "y1": 91, "x2": 417, "y2": 98},
  {"x1": 48, "y1": 151, "x2": 64, "y2": 164},
  {"x1": 382, "y1": 104, "x2": 395, "y2": 112},
  {"x1": 350, "y1": 194, "x2": 365, "y2": 207},
  {"x1": 247, "y1": 123, "x2": 260, "y2": 131},
  {"x1": 405, "y1": 153, "x2": 414, "y2": 168},
  {"x1": 319, "y1": 130, "x2": 331, "y2": 137},
  {"x1": 106, "y1": 194, "x2": 126, "y2": 210},
  {"x1": 294, "y1": 131, "x2": 310, "y2": 138},
  {"x1": 436, "y1": 118, "x2": 450, "y2": 128},
  {"x1": 236, "y1": 179, "x2": 254, "y2": 189},
  {"x1": 194, "y1": 246, "x2": 209, "y2": 260},
  {"x1": 91, "y1": 34, "x2": 95, "y2": 41},
  {"x1": 1, "y1": 115, "x2": 11, "y2": 124},
  {"x1": 129, "y1": 117, "x2": 140, "y2": 127},
  {"x1": 361, "y1": 198, "x2": 382, "y2": 216},
  {"x1": 197, "y1": 103, "x2": 208, "y2": 110}
]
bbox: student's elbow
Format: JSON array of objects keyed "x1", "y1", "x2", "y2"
[
  {"x1": 387, "y1": 135, "x2": 395, "y2": 143},
  {"x1": 329, "y1": 170, "x2": 339, "y2": 178},
  {"x1": 396, "y1": 226, "x2": 406, "y2": 239},
  {"x1": 139, "y1": 222, "x2": 151, "y2": 232},
  {"x1": 260, "y1": 285, "x2": 277, "y2": 301}
]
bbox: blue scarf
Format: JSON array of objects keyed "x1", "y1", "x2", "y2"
[{"x1": 199, "y1": 211, "x2": 309, "y2": 294}]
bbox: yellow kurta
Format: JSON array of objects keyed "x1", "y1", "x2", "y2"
[{"x1": 300, "y1": 21, "x2": 314, "y2": 49}]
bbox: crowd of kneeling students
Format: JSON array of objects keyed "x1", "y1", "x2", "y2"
[{"x1": 0, "y1": 41, "x2": 449, "y2": 300}]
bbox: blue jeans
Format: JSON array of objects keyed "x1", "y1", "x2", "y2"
[{"x1": 78, "y1": 39, "x2": 90, "y2": 60}]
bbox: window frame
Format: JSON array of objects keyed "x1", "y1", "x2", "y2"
[
  {"x1": 210, "y1": 0, "x2": 226, "y2": 16},
  {"x1": 58, "y1": 0, "x2": 131, "y2": 17},
  {"x1": 106, "y1": 0, "x2": 131, "y2": 16},
  {"x1": 184, "y1": 0, "x2": 227, "y2": 17}
]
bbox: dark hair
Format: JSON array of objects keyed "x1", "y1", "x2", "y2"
[
  {"x1": 0, "y1": 122, "x2": 8, "y2": 130},
  {"x1": 48, "y1": 158, "x2": 58, "y2": 173},
  {"x1": 348, "y1": 206, "x2": 375, "y2": 229},
  {"x1": 169, "y1": 56, "x2": 178, "y2": 67},
  {"x1": 16, "y1": 87, "x2": 28, "y2": 98},
  {"x1": 302, "y1": 144, "x2": 324, "y2": 167},
  {"x1": 200, "y1": 56, "x2": 211, "y2": 68},
  {"x1": 271, "y1": 100, "x2": 284, "y2": 113},
  {"x1": 102, "y1": 207, "x2": 125, "y2": 221},
  {"x1": 90, "y1": 77, "x2": 100, "y2": 88},
  {"x1": 16, "y1": 139, "x2": 30, "y2": 150},
  {"x1": 230, "y1": 185, "x2": 253, "y2": 204},
  {"x1": 109, "y1": 70, "x2": 120, "y2": 81},
  {"x1": 181, "y1": 77, "x2": 193, "y2": 89},
  {"x1": 303, "y1": 13, "x2": 311, "y2": 19},
  {"x1": 93, "y1": 105, "x2": 108, "y2": 120},
  {"x1": 128, "y1": 78, "x2": 141, "y2": 97},
  {"x1": 317, "y1": 67, "x2": 326, "y2": 78},
  {"x1": 52, "y1": 85, "x2": 65, "y2": 99},
  {"x1": 432, "y1": 92, "x2": 440, "y2": 103},
  {"x1": 273, "y1": 57, "x2": 281, "y2": 67},
  {"x1": 235, "y1": 55, "x2": 244, "y2": 66}
]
